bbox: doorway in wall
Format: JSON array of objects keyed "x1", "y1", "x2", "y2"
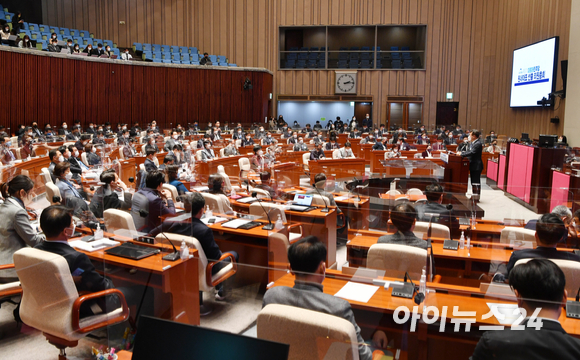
[
  {"x1": 354, "y1": 102, "x2": 373, "y2": 126},
  {"x1": 436, "y1": 102, "x2": 459, "y2": 129}
]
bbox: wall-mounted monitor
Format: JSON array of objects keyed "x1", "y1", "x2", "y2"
[{"x1": 510, "y1": 36, "x2": 559, "y2": 107}]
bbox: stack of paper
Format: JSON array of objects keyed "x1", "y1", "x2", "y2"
[
  {"x1": 334, "y1": 282, "x2": 380, "y2": 303},
  {"x1": 70, "y1": 239, "x2": 120, "y2": 252}
]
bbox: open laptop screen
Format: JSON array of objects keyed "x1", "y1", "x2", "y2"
[{"x1": 293, "y1": 193, "x2": 313, "y2": 206}]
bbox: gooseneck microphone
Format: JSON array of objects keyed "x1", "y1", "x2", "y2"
[
  {"x1": 252, "y1": 191, "x2": 274, "y2": 230},
  {"x1": 158, "y1": 232, "x2": 181, "y2": 261}
]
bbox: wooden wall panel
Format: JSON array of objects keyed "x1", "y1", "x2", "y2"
[
  {"x1": 0, "y1": 49, "x2": 271, "y2": 133},
  {"x1": 38, "y1": 0, "x2": 571, "y2": 138}
]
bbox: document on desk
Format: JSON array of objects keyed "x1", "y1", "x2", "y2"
[
  {"x1": 486, "y1": 303, "x2": 522, "y2": 325},
  {"x1": 192, "y1": 186, "x2": 209, "y2": 192},
  {"x1": 334, "y1": 195, "x2": 350, "y2": 201},
  {"x1": 221, "y1": 219, "x2": 253, "y2": 229},
  {"x1": 334, "y1": 282, "x2": 380, "y2": 303},
  {"x1": 236, "y1": 197, "x2": 259, "y2": 204},
  {"x1": 70, "y1": 239, "x2": 120, "y2": 252}
]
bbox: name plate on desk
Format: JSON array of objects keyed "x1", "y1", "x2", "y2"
[
  {"x1": 443, "y1": 239, "x2": 459, "y2": 250},
  {"x1": 440, "y1": 152, "x2": 449, "y2": 163}
]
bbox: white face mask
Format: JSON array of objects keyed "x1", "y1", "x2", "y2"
[
  {"x1": 65, "y1": 172, "x2": 73, "y2": 180},
  {"x1": 64, "y1": 222, "x2": 76, "y2": 238},
  {"x1": 258, "y1": 150, "x2": 263, "y2": 156},
  {"x1": 74, "y1": 150, "x2": 79, "y2": 157},
  {"x1": 293, "y1": 135, "x2": 297, "y2": 138},
  {"x1": 299, "y1": 140, "x2": 303, "y2": 144},
  {"x1": 58, "y1": 155, "x2": 64, "y2": 162},
  {"x1": 63, "y1": 125, "x2": 67, "y2": 129},
  {"x1": 91, "y1": 148, "x2": 96, "y2": 153},
  {"x1": 173, "y1": 135, "x2": 178, "y2": 139}
]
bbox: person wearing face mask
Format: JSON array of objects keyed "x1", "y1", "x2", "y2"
[
  {"x1": 54, "y1": 162, "x2": 90, "y2": 215},
  {"x1": 66, "y1": 125, "x2": 81, "y2": 141},
  {"x1": 117, "y1": 129, "x2": 130, "y2": 146},
  {"x1": 123, "y1": 138, "x2": 137, "y2": 159},
  {"x1": 325, "y1": 136, "x2": 340, "y2": 150},
  {"x1": 262, "y1": 132, "x2": 276, "y2": 146},
  {"x1": 92, "y1": 43, "x2": 105, "y2": 56},
  {"x1": 254, "y1": 126, "x2": 266, "y2": 140},
  {"x1": 0, "y1": 175, "x2": 45, "y2": 283},
  {"x1": 349, "y1": 116, "x2": 358, "y2": 131},
  {"x1": 210, "y1": 127, "x2": 221, "y2": 141},
  {"x1": 145, "y1": 136, "x2": 159, "y2": 154},
  {"x1": 0, "y1": 136, "x2": 15, "y2": 166},
  {"x1": 196, "y1": 134, "x2": 212, "y2": 149},
  {"x1": 223, "y1": 139, "x2": 240, "y2": 156},
  {"x1": 59, "y1": 145, "x2": 82, "y2": 184},
  {"x1": 83, "y1": 44, "x2": 93, "y2": 54},
  {"x1": 207, "y1": 174, "x2": 234, "y2": 213},
  {"x1": 59, "y1": 121, "x2": 70, "y2": 136},
  {"x1": 233, "y1": 128, "x2": 245, "y2": 140},
  {"x1": 251, "y1": 145, "x2": 265, "y2": 170},
  {"x1": 372, "y1": 137, "x2": 385, "y2": 151},
  {"x1": 71, "y1": 43, "x2": 81, "y2": 54},
  {"x1": 18, "y1": 126, "x2": 33, "y2": 146},
  {"x1": 287, "y1": 131, "x2": 298, "y2": 145},
  {"x1": 47, "y1": 149, "x2": 63, "y2": 180},
  {"x1": 19, "y1": 35, "x2": 33, "y2": 49},
  {"x1": 143, "y1": 149, "x2": 158, "y2": 173},
  {"x1": 89, "y1": 169, "x2": 132, "y2": 218},
  {"x1": 309, "y1": 142, "x2": 325, "y2": 161},
  {"x1": 457, "y1": 136, "x2": 470, "y2": 152},
  {"x1": 444, "y1": 133, "x2": 456, "y2": 146},
  {"x1": 47, "y1": 38, "x2": 60, "y2": 52},
  {"x1": 293, "y1": 137, "x2": 308, "y2": 151},
  {"x1": 360, "y1": 134, "x2": 374, "y2": 145},
  {"x1": 242, "y1": 134, "x2": 255, "y2": 147},
  {"x1": 200, "y1": 141, "x2": 215, "y2": 161},
  {"x1": 103, "y1": 45, "x2": 113, "y2": 57},
  {"x1": 73, "y1": 134, "x2": 90, "y2": 152},
  {"x1": 311, "y1": 131, "x2": 323, "y2": 145},
  {"x1": 164, "y1": 131, "x2": 179, "y2": 152},
  {"x1": 20, "y1": 137, "x2": 36, "y2": 159},
  {"x1": 92, "y1": 131, "x2": 106, "y2": 146},
  {"x1": 85, "y1": 144, "x2": 101, "y2": 166},
  {"x1": 121, "y1": 48, "x2": 133, "y2": 61},
  {"x1": 0, "y1": 25, "x2": 10, "y2": 43},
  {"x1": 313, "y1": 121, "x2": 323, "y2": 131},
  {"x1": 85, "y1": 122, "x2": 96, "y2": 135},
  {"x1": 29, "y1": 122, "x2": 42, "y2": 137},
  {"x1": 348, "y1": 127, "x2": 361, "y2": 139}
]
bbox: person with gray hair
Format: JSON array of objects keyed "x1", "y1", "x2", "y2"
[{"x1": 525, "y1": 205, "x2": 576, "y2": 246}]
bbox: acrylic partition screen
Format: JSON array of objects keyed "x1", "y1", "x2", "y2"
[
  {"x1": 550, "y1": 171, "x2": 570, "y2": 211},
  {"x1": 506, "y1": 143, "x2": 535, "y2": 203}
]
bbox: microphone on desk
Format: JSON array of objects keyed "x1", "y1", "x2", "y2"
[
  {"x1": 157, "y1": 231, "x2": 181, "y2": 261},
  {"x1": 128, "y1": 177, "x2": 134, "y2": 183},
  {"x1": 52, "y1": 196, "x2": 61, "y2": 204},
  {"x1": 252, "y1": 191, "x2": 274, "y2": 230}
]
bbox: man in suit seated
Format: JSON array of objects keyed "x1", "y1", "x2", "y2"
[
  {"x1": 131, "y1": 171, "x2": 175, "y2": 232},
  {"x1": 47, "y1": 38, "x2": 60, "y2": 52},
  {"x1": 287, "y1": 131, "x2": 298, "y2": 145},
  {"x1": 148, "y1": 192, "x2": 238, "y2": 300},
  {"x1": 59, "y1": 145, "x2": 82, "y2": 184},
  {"x1": 223, "y1": 139, "x2": 240, "y2": 156},
  {"x1": 164, "y1": 131, "x2": 179, "y2": 152},
  {"x1": 261, "y1": 132, "x2": 276, "y2": 146},
  {"x1": 309, "y1": 142, "x2": 325, "y2": 160},
  {"x1": 311, "y1": 131, "x2": 323, "y2": 145},
  {"x1": 58, "y1": 122, "x2": 70, "y2": 136},
  {"x1": 66, "y1": 126, "x2": 81, "y2": 141},
  {"x1": 338, "y1": 142, "x2": 355, "y2": 158},
  {"x1": 144, "y1": 149, "x2": 158, "y2": 172},
  {"x1": 397, "y1": 138, "x2": 411, "y2": 151},
  {"x1": 241, "y1": 133, "x2": 254, "y2": 147},
  {"x1": 372, "y1": 138, "x2": 386, "y2": 150},
  {"x1": 360, "y1": 134, "x2": 374, "y2": 145},
  {"x1": 145, "y1": 136, "x2": 159, "y2": 154},
  {"x1": 452, "y1": 125, "x2": 463, "y2": 136},
  {"x1": 47, "y1": 149, "x2": 63, "y2": 181},
  {"x1": 443, "y1": 133, "x2": 456, "y2": 145},
  {"x1": 378, "y1": 203, "x2": 428, "y2": 250},
  {"x1": 471, "y1": 258, "x2": 580, "y2": 359},
  {"x1": 505, "y1": 213, "x2": 580, "y2": 276},
  {"x1": 233, "y1": 128, "x2": 245, "y2": 140},
  {"x1": 293, "y1": 137, "x2": 308, "y2": 151},
  {"x1": 457, "y1": 136, "x2": 470, "y2": 152},
  {"x1": 123, "y1": 138, "x2": 137, "y2": 159},
  {"x1": 415, "y1": 184, "x2": 459, "y2": 237},
  {"x1": 200, "y1": 141, "x2": 216, "y2": 161},
  {"x1": 325, "y1": 138, "x2": 340, "y2": 150},
  {"x1": 263, "y1": 236, "x2": 389, "y2": 360},
  {"x1": 92, "y1": 43, "x2": 106, "y2": 56},
  {"x1": 158, "y1": 155, "x2": 175, "y2": 171}
]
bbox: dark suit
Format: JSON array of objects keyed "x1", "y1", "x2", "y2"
[
  {"x1": 34, "y1": 241, "x2": 115, "y2": 315},
  {"x1": 144, "y1": 158, "x2": 158, "y2": 172},
  {"x1": 66, "y1": 132, "x2": 79, "y2": 141},
  {"x1": 460, "y1": 139, "x2": 483, "y2": 188},
  {"x1": 310, "y1": 149, "x2": 325, "y2": 160},
  {"x1": 92, "y1": 48, "x2": 105, "y2": 56},
  {"x1": 58, "y1": 128, "x2": 70, "y2": 136},
  {"x1": 378, "y1": 230, "x2": 428, "y2": 250},
  {"x1": 325, "y1": 142, "x2": 340, "y2": 150},
  {"x1": 65, "y1": 156, "x2": 82, "y2": 180},
  {"x1": 471, "y1": 319, "x2": 580, "y2": 360},
  {"x1": 506, "y1": 247, "x2": 580, "y2": 275}
]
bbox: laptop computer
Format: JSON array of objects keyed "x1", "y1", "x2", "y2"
[
  {"x1": 104, "y1": 242, "x2": 160, "y2": 260},
  {"x1": 288, "y1": 193, "x2": 316, "y2": 212}
]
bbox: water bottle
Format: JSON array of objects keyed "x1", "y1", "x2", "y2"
[
  {"x1": 419, "y1": 268, "x2": 427, "y2": 294},
  {"x1": 231, "y1": 187, "x2": 237, "y2": 197},
  {"x1": 459, "y1": 231, "x2": 465, "y2": 250},
  {"x1": 94, "y1": 224, "x2": 103, "y2": 241},
  {"x1": 466, "y1": 236, "x2": 471, "y2": 257},
  {"x1": 275, "y1": 214, "x2": 284, "y2": 230},
  {"x1": 205, "y1": 205, "x2": 213, "y2": 219},
  {"x1": 180, "y1": 240, "x2": 189, "y2": 260}
]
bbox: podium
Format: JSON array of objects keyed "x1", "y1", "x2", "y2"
[{"x1": 443, "y1": 154, "x2": 470, "y2": 194}]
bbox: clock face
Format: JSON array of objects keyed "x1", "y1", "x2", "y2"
[{"x1": 336, "y1": 74, "x2": 356, "y2": 93}]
